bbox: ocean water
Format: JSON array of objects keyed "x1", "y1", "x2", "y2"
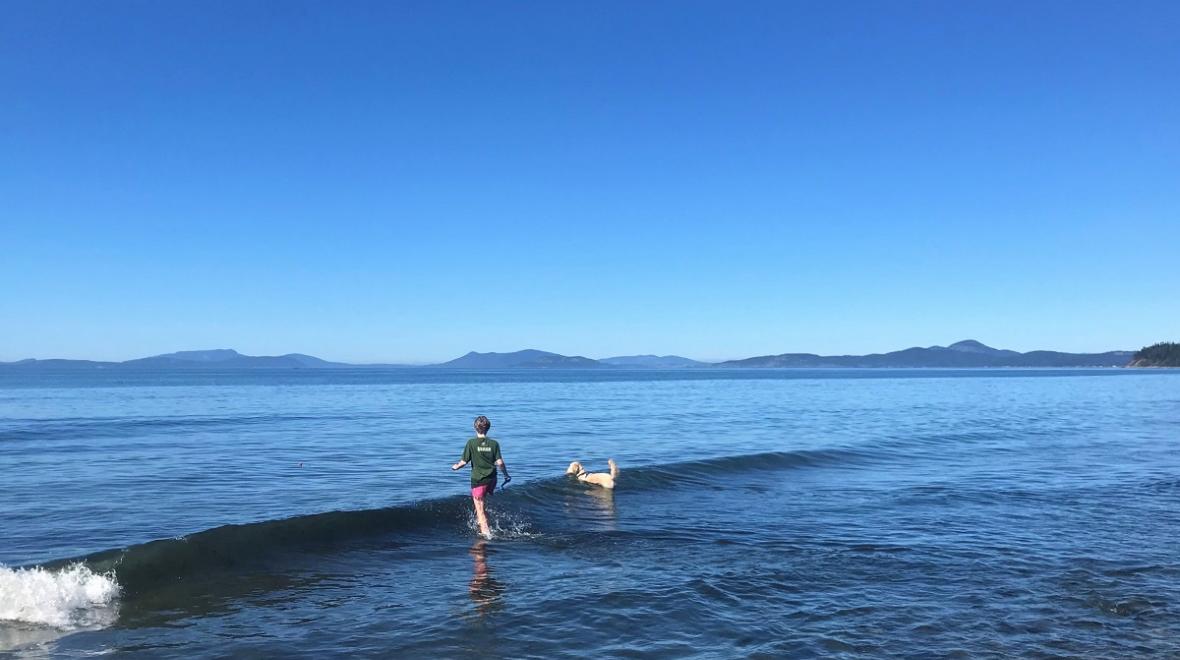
[{"x1": 1, "y1": 368, "x2": 1178, "y2": 658}]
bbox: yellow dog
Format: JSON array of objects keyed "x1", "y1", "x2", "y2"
[{"x1": 566, "y1": 458, "x2": 619, "y2": 489}]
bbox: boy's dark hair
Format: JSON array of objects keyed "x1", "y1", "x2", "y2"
[{"x1": 474, "y1": 416, "x2": 491, "y2": 434}]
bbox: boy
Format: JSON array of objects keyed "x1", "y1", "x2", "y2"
[{"x1": 451, "y1": 415, "x2": 511, "y2": 538}]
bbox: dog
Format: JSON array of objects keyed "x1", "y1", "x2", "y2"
[{"x1": 566, "y1": 458, "x2": 619, "y2": 489}]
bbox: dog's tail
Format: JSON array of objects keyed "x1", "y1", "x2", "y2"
[{"x1": 608, "y1": 458, "x2": 618, "y2": 480}]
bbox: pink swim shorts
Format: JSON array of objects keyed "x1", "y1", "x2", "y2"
[{"x1": 471, "y1": 479, "x2": 497, "y2": 499}]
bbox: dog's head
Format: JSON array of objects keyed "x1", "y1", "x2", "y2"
[{"x1": 566, "y1": 461, "x2": 584, "y2": 476}]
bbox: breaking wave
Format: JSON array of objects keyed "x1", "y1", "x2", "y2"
[
  {"x1": 5, "y1": 447, "x2": 863, "y2": 638},
  {"x1": 0, "y1": 563, "x2": 119, "y2": 629}
]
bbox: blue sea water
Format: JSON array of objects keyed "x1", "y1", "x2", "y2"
[{"x1": 1, "y1": 368, "x2": 1178, "y2": 657}]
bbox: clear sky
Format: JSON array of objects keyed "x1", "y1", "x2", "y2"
[{"x1": 2, "y1": 1, "x2": 1177, "y2": 363}]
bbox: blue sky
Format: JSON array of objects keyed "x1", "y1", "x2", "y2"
[{"x1": 2, "y1": 1, "x2": 1177, "y2": 363}]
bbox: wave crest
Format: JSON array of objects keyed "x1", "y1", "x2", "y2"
[
  {"x1": 30, "y1": 449, "x2": 861, "y2": 597},
  {"x1": 0, "y1": 563, "x2": 119, "y2": 628}
]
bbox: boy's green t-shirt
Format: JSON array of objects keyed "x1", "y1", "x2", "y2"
[{"x1": 462, "y1": 436, "x2": 502, "y2": 486}]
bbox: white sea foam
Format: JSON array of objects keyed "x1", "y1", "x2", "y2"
[
  {"x1": 465, "y1": 509, "x2": 538, "y2": 540},
  {"x1": 0, "y1": 563, "x2": 119, "y2": 630}
]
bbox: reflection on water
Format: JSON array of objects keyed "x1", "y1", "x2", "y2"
[
  {"x1": 583, "y1": 487, "x2": 617, "y2": 531},
  {"x1": 561, "y1": 479, "x2": 619, "y2": 532},
  {"x1": 468, "y1": 540, "x2": 505, "y2": 617}
]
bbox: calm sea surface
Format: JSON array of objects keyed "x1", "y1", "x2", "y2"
[{"x1": 1, "y1": 368, "x2": 1178, "y2": 658}]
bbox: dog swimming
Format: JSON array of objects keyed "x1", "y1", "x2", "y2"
[{"x1": 565, "y1": 458, "x2": 619, "y2": 489}]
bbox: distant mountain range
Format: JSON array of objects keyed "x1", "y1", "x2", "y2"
[
  {"x1": 438, "y1": 350, "x2": 601, "y2": 369},
  {"x1": 599, "y1": 355, "x2": 708, "y2": 368},
  {"x1": 123, "y1": 349, "x2": 348, "y2": 369},
  {"x1": 715, "y1": 340, "x2": 1133, "y2": 368},
  {"x1": 0, "y1": 349, "x2": 362, "y2": 370},
  {"x1": 0, "y1": 340, "x2": 1144, "y2": 370}
]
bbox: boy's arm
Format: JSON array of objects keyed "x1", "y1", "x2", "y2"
[
  {"x1": 452, "y1": 441, "x2": 472, "y2": 471},
  {"x1": 492, "y1": 444, "x2": 510, "y2": 482}
]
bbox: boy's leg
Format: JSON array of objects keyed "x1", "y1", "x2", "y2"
[{"x1": 473, "y1": 497, "x2": 491, "y2": 537}]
